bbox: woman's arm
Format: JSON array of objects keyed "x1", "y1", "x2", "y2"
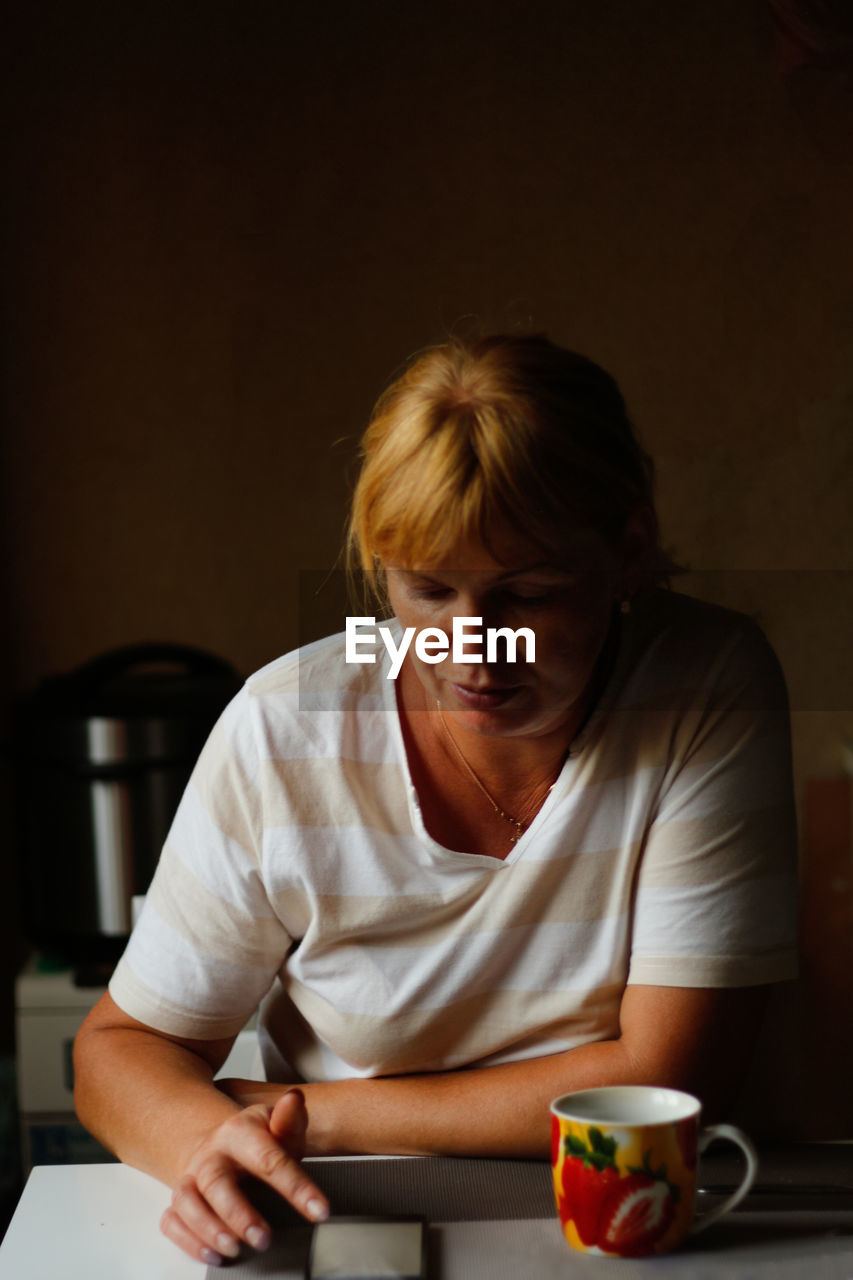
[
  {"x1": 222, "y1": 982, "x2": 770, "y2": 1157},
  {"x1": 75, "y1": 981, "x2": 767, "y2": 1264},
  {"x1": 73, "y1": 992, "x2": 330, "y2": 1267}
]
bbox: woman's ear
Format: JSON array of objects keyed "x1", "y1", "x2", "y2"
[{"x1": 619, "y1": 505, "x2": 657, "y2": 598}]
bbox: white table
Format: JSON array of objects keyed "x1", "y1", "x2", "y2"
[
  {"x1": 0, "y1": 1164, "x2": 195, "y2": 1279},
  {"x1": 5, "y1": 1155, "x2": 853, "y2": 1279}
]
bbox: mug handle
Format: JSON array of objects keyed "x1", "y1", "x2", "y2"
[{"x1": 689, "y1": 1124, "x2": 759, "y2": 1235}]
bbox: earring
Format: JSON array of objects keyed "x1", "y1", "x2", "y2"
[{"x1": 619, "y1": 598, "x2": 631, "y2": 615}]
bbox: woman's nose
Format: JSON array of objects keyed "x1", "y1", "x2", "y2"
[
  {"x1": 449, "y1": 592, "x2": 485, "y2": 622},
  {"x1": 446, "y1": 601, "x2": 518, "y2": 670}
]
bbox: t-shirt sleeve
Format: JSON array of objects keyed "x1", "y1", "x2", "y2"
[
  {"x1": 109, "y1": 685, "x2": 293, "y2": 1039},
  {"x1": 627, "y1": 619, "x2": 799, "y2": 988}
]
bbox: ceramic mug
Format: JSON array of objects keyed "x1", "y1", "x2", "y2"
[{"x1": 550, "y1": 1086, "x2": 757, "y2": 1258}]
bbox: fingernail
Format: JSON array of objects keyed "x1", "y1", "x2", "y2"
[
  {"x1": 216, "y1": 1232, "x2": 241, "y2": 1258},
  {"x1": 306, "y1": 1197, "x2": 329, "y2": 1221},
  {"x1": 201, "y1": 1248, "x2": 224, "y2": 1266},
  {"x1": 247, "y1": 1225, "x2": 271, "y2": 1250}
]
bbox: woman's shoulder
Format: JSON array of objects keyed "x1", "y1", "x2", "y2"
[
  {"x1": 244, "y1": 629, "x2": 388, "y2": 705},
  {"x1": 629, "y1": 587, "x2": 787, "y2": 707},
  {"x1": 201, "y1": 629, "x2": 395, "y2": 778},
  {"x1": 634, "y1": 584, "x2": 771, "y2": 647}
]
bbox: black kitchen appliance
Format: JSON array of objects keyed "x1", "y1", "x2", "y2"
[{"x1": 12, "y1": 643, "x2": 242, "y2": 963}]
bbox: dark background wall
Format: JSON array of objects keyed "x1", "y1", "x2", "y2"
[{"x1": 2, "y1": 0, "x2": 852, "y2": 1133}]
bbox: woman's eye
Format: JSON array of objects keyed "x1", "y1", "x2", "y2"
[
  {"x1": 508, "y1": 574, "x2": 585, "y2": 603},
  {"x1": 500, "y1": 588, "x2": 553, "y2": 605}
]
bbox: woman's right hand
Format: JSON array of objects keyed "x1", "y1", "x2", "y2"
[{"x1": 159, "y1": 1088, "x2": 330, "y2": 1267}]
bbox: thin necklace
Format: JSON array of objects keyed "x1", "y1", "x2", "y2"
[{"x1": 436, "y1": 701, "x2": 554, "y2": 845}]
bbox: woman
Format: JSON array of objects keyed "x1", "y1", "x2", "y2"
[{"x1": 74, "y1": 334, "x2": 798, "y2": 1267}]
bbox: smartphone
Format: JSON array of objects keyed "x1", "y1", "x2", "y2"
[{"x1": 306, "y1": 1215, "x2": 427, "y2": 1280}]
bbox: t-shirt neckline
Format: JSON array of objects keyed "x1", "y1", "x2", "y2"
[{"x1": 377, "y1": 625, "x2": 570, "y2": 867}]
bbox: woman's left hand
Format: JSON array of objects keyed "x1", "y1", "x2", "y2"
[{"x1": 216, "y1": 1078, "x2": 338, "y2": 1156}]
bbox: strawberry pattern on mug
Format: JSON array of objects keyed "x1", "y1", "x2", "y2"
[
  {"x1": 597, "y1": 1154, "x2": 681, "y2": 1257},
  {"x1": 558, "y1": 1127, "x2": 620, "y2": 1246},
  {"x1": 552, "y1": 1116, "x2": 693, "y2": 1257}
]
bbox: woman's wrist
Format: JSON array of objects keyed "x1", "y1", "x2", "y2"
[
  {"x1": 211, "y1": 1077, "x2": 348, "y2": 1152},
  {"x1": 213, "y1": 1078, "x2": 342, "y2": 1154},
  {"x1": 298, "y1": 1081, "x2": 344, "y2": 1156},
  {"x1": 215, "y1": 1078, "x2": 287, "y2": 1108}
]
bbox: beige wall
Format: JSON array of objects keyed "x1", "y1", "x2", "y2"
[
  {"x1": 2, "y1": 1, "x2": 852, "y2": 1115},
  {"x1": 3, "y1": 2, "x2": 851, "y2": 751}
]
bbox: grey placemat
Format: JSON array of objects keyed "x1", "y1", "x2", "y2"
[
  {"x1": 257, "y1": 1155, "x2": 555, "y2": 1223},
  {"x1": 215, "y1": 1217, "x2": 853, "y2": 1280},
  {"x1": 210, "y1": 1155, "x2": 853, "y2": 1280},
  {"x1": 213, "y1": 1157, "x2": 552, "y2": 1278}
]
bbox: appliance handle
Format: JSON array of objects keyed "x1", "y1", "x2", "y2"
[{"x1": 68, "y1": 643, "x2": 238, "y2": 692}]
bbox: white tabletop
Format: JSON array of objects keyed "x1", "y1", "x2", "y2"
[
  {"x1": 5, "y1": 1156, "x2": 853, "y2": 1280},
  {"x1": 0, "y1": 1164, "x2": 197, "y2": 1279}
]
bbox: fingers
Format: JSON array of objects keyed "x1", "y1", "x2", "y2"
[
  {"x1": 160, "y1": 1177, "x2": 257, "y2": 1267},
  {"x1": 160, "y1": 1201, "x2": 226, "y2": 1267},
  {"x1": 160, "y1": 1094, "x2": 330, "y2": 1264},
  {"x1": 269, "y1": 1087, "x2": 308, "y2": 1149},
  {"x1": 214, "y1": 1101, "x2": 329, "y2": 1224},
  {"x1": 161, "y1": 1151, "x2": 284, "y2": 1264}
]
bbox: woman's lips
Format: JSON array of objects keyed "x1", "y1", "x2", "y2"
[{"x1": 450, "y1": 682, "x2": 519, "y2": 710}]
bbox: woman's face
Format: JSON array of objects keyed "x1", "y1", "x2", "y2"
[{"x1": 384, "y1": 530, "x2": 622, "y2": 744}]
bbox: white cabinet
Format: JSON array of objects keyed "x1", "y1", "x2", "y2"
[
  {"x1": 15, "y1": 961, "x2": 112, "y2": 1171},
  {"x1": 15, "y1": 959, "x2": 262, "y2": 1173}
]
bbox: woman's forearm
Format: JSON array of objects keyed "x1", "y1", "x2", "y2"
[
  {"x1": 74, "y1": 996, "x2": 331, "y2": 1265},
  {"x1": 318, "y1": 1039, "x2": 650, "y2": 1162},
  {"x1": 222, "y1": 983, "x2": 764, "y2": 1159},
  {"x1": 307, "y1": 1038, "x2": 637, "y2": 1158},
  {"x1": 221, "y1": 1037, "x2": 638, "y2": 1159},
  {"x1": 74, "y1": 1018, "x2": 241, "y2": 1186}
]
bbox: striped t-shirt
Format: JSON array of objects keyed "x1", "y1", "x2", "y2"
[{"x1": 109, "y1": 589, "x2": 798, "y2": 1083}]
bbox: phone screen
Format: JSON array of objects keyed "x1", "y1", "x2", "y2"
[{"x1": 307, "y1": 1217, "x2": 426, "y2": 1280}]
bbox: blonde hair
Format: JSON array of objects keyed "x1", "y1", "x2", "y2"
[{"x1": 348, "y1": 334, "x2": 670, "y2": 602}]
